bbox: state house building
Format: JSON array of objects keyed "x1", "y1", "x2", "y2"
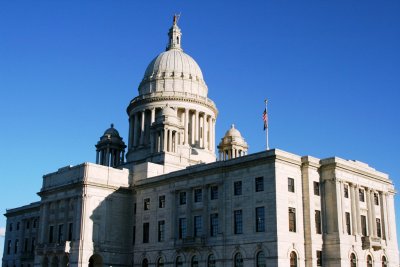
[{"x1": 2, "y1": 16, "x2": 399, "y2": 267}]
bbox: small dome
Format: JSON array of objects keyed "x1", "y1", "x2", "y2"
[
  {"x1": 103, "y1": 124, "x2": 120, "y2": 137},
  {"x1": 224, "y1": 124, "x2": 242, "y2": 138}
]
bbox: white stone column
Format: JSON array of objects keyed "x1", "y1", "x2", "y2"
[
  {"x1": 151, "y1": 108, "x2": 156, "y2": 124},
  {"x1": 212, "y1": 118, "x2": 216, "y2": 151},
  {"x1": 208, "y1": 115, "x2": 212, "y2": 151},
  {"x1": 168, "y1": 129, "x2": 172, "y2": 152},
  {"x1": 355, "y1": 185, "x2": 362, "y2": 234},
  {"x1": 184, "y1": 109, "x2": 189, "y2": 145},
  {"x1": 366, "y1": 189, "x2": 374, "y2": 236},
  {"x1": 202, "y1": 114, "x2": 207, "y2": 149},
  {"x1": 370, "y1": 191, "x2": 377, "y2": 236},
  {"x1": 95, "y1": 151, "x2": 99, "y2": 164},
  {"x1": 140, "y1": 110, "x2": 145, "y2": 146},
  {"x1": 350, "y1": 184, "x2": 357, "y2": 235},
  {"x1": 191, "y1": 112, "x2": 196, "y2": 145},
  {"x1": 195, "y1": 110, "x2": 199, "y2": 145},
  {"x1": 380, "y1": 192, "x2": 388, "y2": 240},
  {"x1": 164, "y1": 129, "x2": 168, "y2": 152}
]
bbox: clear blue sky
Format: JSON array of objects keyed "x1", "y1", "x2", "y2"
[{"x1": 1, "y1": 0, "x2": 400, "y2": 256}]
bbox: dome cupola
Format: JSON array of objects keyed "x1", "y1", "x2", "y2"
[
  {"x1": 95, "y1": 124, "x2": 126, "y2": 167},
  {"x1": 218, "y1": 124, "x2": 248, "y2": 160}
]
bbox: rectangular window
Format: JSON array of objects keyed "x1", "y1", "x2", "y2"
[
  {"x1": 58, "y1": 224, "x2": 64, "y2": 243},
  {"x1": 17, "y1": 222, "x2": 20, "y2": 231},
  {"x1": 234, "y1": 210, "x2": 243, "y2": 234},
  {"x1": 255, "y1": 177, "x2": 264, "y2": 192},
  {"x1": 288, "y1": 178, "x2": 295, "y2": 192},
  {"x1": 68, "y1": 223, "x2": 73, "y2": 241},
  {"x1": 33, "y1": 219, "x2": 37, "y2": 228},
  {"x1": 49, "y1": 226, "x2": 54, "y2": 243},
  {"x1": 344, "y1": 184, "x2": 349, "y2": 198},
  {"x1": 345, "y1": 212, "x2": 351, "y2": 235},
  {"x1": 31, "y1": 238, "x2": 35, "y2": 252},
  {"x1": 7, "y1": 240, "x2": 11, "y2": 255},
  {"x1": 24, "y1": 238, "x2": 29, "y2": 252},
  {"x1": 26, "y1": 220, "x2": 30, "y2": 229},
  {"x1": 234, "y1": 181, "x2": 242, "y2": 196},
  {"x1": 316, "y1": 250, "x2": 322, "y2": 266},
  {"x1": 144, "y1": 198, "x2": 150, "y2": 210},
  {"x1": 14, "y1": 239, "x2": 19, "y2": 254},
  {"x1": 376, "y1": 218, "x2": 382, "y2": 238},
  {"x1": 179, "y1": 192, "x2": 187, "y2": 205},
  {"x1": 359, "y1": 189, "x2": 365, "y2": 202},
  {"x1": 361, "y1": 215, "x2": 367, "y2": 236},
  {"x1": 9, "y1": 223, "x2": 13, "y2": 232},
  {"x1": 289, "y1": 208, "x2": 296, "y2": 232},
  {"x1": 210, "y1": 185, "x2": 218, "y2": 200},
  {"x1": 194, "y1": 216, "x2": 203, "y2": 237},
  {"x1": 194, "y1": 188, "x2": 202, "y2": 203},
  {"x1": 313, "y1": 181, "x2": 320, "y2": 196},
  {"x1": 158, "y1": 220, "x2": 165, "y2": 242},
  {"x1": 143, "y1": 223, "x2": 149, "y2": 243},
  {"x1": 210, "y1": 213, "x2": 218, "y2": 237},
  {"x1": 134, "y1": 203, "x2": 137, "y2": 214},
  {"x1": 315, "y1": 210, "x2": 321, "y2": 234},
  {"x1": 159, "y1": 195, "x2": 166, "y2": 208},
  {"x1": 178, "y1": 218, "x2": 187, "y2": 239},
  {"x1": 374, "y1": 193, "x2": 379, "y2": 206},
  {"x1": 256, "y1": 207, "x2": 265, "y2": 232}
]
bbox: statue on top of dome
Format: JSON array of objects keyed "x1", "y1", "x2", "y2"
[{"x1": 173, "y1": 13, "x2": 181, "y2": 25}]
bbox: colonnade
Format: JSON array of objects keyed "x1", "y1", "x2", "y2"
[
  {"x1": 342, "y1": 182, "x2": 390, "y2": 240},
  {"x1": 128, "y1": 107, "x2": 216, "y2": 153},
  {"x1": 96, "y1": 148, "x2": 124, "y2": 167},
  {"x1": 218, "y1": 148, "x2": 247, "y2": 161}
]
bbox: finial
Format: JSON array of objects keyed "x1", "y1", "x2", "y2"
[
  {"x1": 231, "y1": 124, "x2": 235, "y2": 128},
  {"x1": 111, "y1": 123, "x2": 114, "y2": 128},
  {"x1": 173, "y1": 13, "x2": 180, "y2": 25}
]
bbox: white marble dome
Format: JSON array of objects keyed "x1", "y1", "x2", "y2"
[{"x1": 138, "y1": 20, "x2": 208, "y2": 98}]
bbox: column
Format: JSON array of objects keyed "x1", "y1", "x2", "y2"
[
  {"x1": 151, "y1": 108, "x2": 156, "y2": 124},
  {"x1": 385, "y1": 193, "x2": 392, "y2": 240},
  {"x1": 95, "y1": 151, "x2": 99, "y2": 164},
  {"x1": 128, "y1": 116, "x2": 134, "y2": 148},
  {"x1": 160, "y1": 131, "x2": 164, "y2": 152},
  {"x1": 105, "y1": 147, "x2": 110, "y2": 166},
  {"x1": 164, "y1": 129, "x2": 168, "y2": 152},
  {"x1": 350, "y1": 184, "x2": 357, "y2": 235},
  {"x1": 133, "y1": 113, "x2": 139, "y2": 147},
  {"x1": 207, "y1": 116, "x2": 212, "y2": 152},
  {"x1": 191, "y1": 112, "x2": 196, "y2": 145},
  {"x1": 195, "y1": 110, "x2": 199, "y2": 145},
  {"x1": 366, "y1": 189, "x2": 373, "y2": 236},
  {"x1": 211, "y1": 118, "x2": 215, "y2": 151},
  {"x1": 370, "y1": 191, "x2": 377, "y2": 236},
  {"x1": 184, "y1": 109, "x2": 189, "y2": 145},
  {"x1": 335, "y1": 180, "x2": 344, "y2": 234},
  {"x1": 168, "y1": 129, "x2": 172, "y2": 152},
  {"x1": 202, "y1": 114, "x2": 207, "y2": 149},
  {"x1": 380, "y1": 192, "x2": 388, "y2": 240},
  {"x1": 140, "y1": 111, "x2": 145, "y2": 146}
]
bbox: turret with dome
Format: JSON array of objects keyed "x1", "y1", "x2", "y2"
[{"x1": 125, "y1": 15, "x2": 218, "y2": 171}]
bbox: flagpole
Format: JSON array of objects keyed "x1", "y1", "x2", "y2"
[{"x1": 265, "y1": 99, "x2": 269, "y2": 150}]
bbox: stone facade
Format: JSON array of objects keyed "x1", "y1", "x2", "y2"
[{"x1": 2, "y1": 16, "x2": 399, "y2": 267}]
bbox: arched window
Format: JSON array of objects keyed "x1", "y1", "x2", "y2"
[
  {"x1": 290, "y1": 251, "x2": 297, "y2": 267},
  {"x1": 382, "y1": 256, "x2": 387, "y2": 267},
  {"x1": 257, "y1": 251, "x2": 266, "y2": 267},
  {"x1": 157, "y1": 257, "x2": 164, "y2": 267},
  {"x1": 367, "y1": 255, "x2": 373, "y2": 267},
  {"x1": 234, "y1": 252, "x2": 243, "y2": 267},
  {"x1": 208, "y1": 254, "x2": 216, "y2": 267},
  {"x1": 177, "y1": 37, "x2": 180, "y2": 44},
  {"x1": 191, "y1": 255, "x2": 199, "y2": 267},
  {"x1": 142, "y1": 258, "x2": 148, "y2": 267},
  {"x1": 350, "y1": 253, "x2": 357, "y2": 267},
  {"x1": 175, "y1": 256, "x2": 183, "y2": 267}
]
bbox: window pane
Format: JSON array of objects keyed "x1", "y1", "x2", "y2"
[
  {"x1": 234, "y1": 210, "x2": 243, "y2": 234},
  {"x1": 255, "y1": 177, "x2": 264, "y2": 192},
  {"x1": 194, "y1": 189, "x2": 202, "y2": 202},
  {"x1": 194, "y1": 216, "x2": 203, "y2": 237},
  {"x1": 256, "y1": 251, "x2": 266, "y2": 267},
  {"x1": 288, "y1": 178, "x2": 295, "y2": 192},
  {"x1": 210, "y1": 213, "x2": 218, "y2": 237},
  {"x1": 210, "y1": 186, "x2": 218, "y2": 200},
  {"x1": 289, "y1": 208, "x2": 296, "y2": 232},
  {"x1": 234, "y1": 181, "x2": 242, "y2": 196},
  {"x1": 234, "y1": 253, "x2": 243, "y2": 267},
  {"x1": 256, "y1": 207, "x2": 265, "y2": 232}
]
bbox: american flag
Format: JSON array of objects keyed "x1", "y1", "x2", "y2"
[{"x1": 263, "y1": 108, "x2": 268, "y2": 130}]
